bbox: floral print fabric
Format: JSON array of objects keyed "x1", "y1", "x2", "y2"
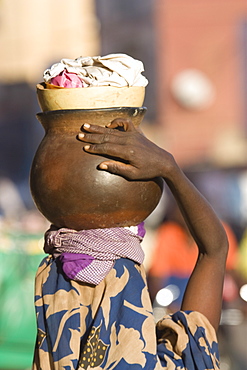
[{"x1": 32, "y1": 256, "x2": 220, "y2": 370}]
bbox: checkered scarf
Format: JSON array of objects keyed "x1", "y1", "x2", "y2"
[{"x1": 44, "y1": 224, "x2": 145, "y2": 285}]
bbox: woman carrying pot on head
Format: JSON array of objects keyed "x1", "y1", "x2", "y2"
[{"x1": 33, "y1": 118, "x2": 228, "y2": 370}]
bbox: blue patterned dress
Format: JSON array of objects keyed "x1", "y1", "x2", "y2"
[{"x1": 32, "y1": 256, "x2": 220, "y2": 370}]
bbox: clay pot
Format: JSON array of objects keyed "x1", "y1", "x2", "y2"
[{"x1": 30, "y1": 107, "x2": 163, "y2": 230}]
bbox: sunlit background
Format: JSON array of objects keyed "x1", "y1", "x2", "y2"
[{"x1": 0, "y1": 0, "x2": 247, "y2": 369}]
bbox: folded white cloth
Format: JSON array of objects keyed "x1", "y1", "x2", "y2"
[{"x1": 43, "y1": 53, "x2": 148, "y2": 87}]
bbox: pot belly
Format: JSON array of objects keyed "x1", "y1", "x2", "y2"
[{"x1": 30, "y1": 134, "x2": 163, "y2": 230}]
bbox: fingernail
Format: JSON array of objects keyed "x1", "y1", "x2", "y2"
[
  {"x1": 99, "y1": 163, "x2": 108, "y2": 170},
  {"x1": 78, "y1": 133, "x2": 84, "y2": 138},
  {"x1": 84, "y1": 145, "x2": 90, "y2": 150},
  {"x1": 83, "y1": 123, "x2": 90, "y2": 128}
]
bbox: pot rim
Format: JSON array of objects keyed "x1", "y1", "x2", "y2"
[{"x1": 36, "y1": 106, "x2": 147, "y2": 118}]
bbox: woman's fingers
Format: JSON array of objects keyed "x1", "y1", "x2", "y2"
[
  {"x1": 78, "y1": 120, "x2": 137, "y2": 160},
  {"x1": 78, "y1": 131, "x2": 112, "y2": 145},
  {"x1": 83, "y1": 141, "x2": 131, "y2": 162},
  {"x1": 106, "y1": 118, "x2": 136, "y2": 131},
  {"x1": 78, "y1": 119, "x2": 136, "y2": 143},
  {"x1": 98, "y1": 160, "x2": 137, "y2": 180},
  {"x1": 78, "y1": 123, "x2": 128, "y2": 145}
]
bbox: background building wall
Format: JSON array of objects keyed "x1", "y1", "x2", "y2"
[
  {"x1": 95, "y1": 0, "x2": 157, "y2": 121},
  {"x1": 0, "y1": 0, "x2": 99, "y2": 207},
  {"x1": 155, "y1": 0, "x2": 247, "y2": 167},
  {"x1": 0, "y1": 0, "x2": 99, "y2": 83}
]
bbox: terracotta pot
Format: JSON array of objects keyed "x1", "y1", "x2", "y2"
[{"x1": 30, "y1": 107, "x2": 163, "y2": 230}]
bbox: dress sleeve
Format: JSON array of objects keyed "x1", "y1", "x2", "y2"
[{"x1": 156, "y1": 311, "x2": 220, "y2": 370}]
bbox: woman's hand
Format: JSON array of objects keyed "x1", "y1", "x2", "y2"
[{"x1": 78, "y1": 118, "x2": 175, "y2": 181}]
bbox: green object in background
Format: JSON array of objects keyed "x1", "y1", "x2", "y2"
[{"x1": 0, "y1": 231, "x2": 43, "y2": 370}]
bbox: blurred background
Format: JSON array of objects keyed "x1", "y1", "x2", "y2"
[{"x1": 0, "y1": 0, "x2": 247, "y2": 369}]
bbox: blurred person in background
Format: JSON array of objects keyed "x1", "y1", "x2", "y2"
[
  {"x1": 0, "y1": 177, "x2": 26, "y2": 223},
  {"x1": 147, "y1": 196, "x2": 239, "y2": 309}
]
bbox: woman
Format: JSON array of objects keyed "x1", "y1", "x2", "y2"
[{"x1": 33, "y1": 118, "x2": 228, "y2": 370}]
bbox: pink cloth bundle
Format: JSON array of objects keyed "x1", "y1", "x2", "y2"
[{"x1": 50, "y1": 70, "x2": 84, "y2": 88}]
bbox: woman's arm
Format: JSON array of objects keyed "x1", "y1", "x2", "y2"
[
  {"x1": 163, "y1": 166, "x2": 228, "y2": 330},
  {"x1": 78, "y1": 118, "x2": 229, "y2": 330}
]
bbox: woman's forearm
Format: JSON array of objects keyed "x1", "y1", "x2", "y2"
[{"x1": 161, "y1": 161, "x2": 228, "y2": 258}]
